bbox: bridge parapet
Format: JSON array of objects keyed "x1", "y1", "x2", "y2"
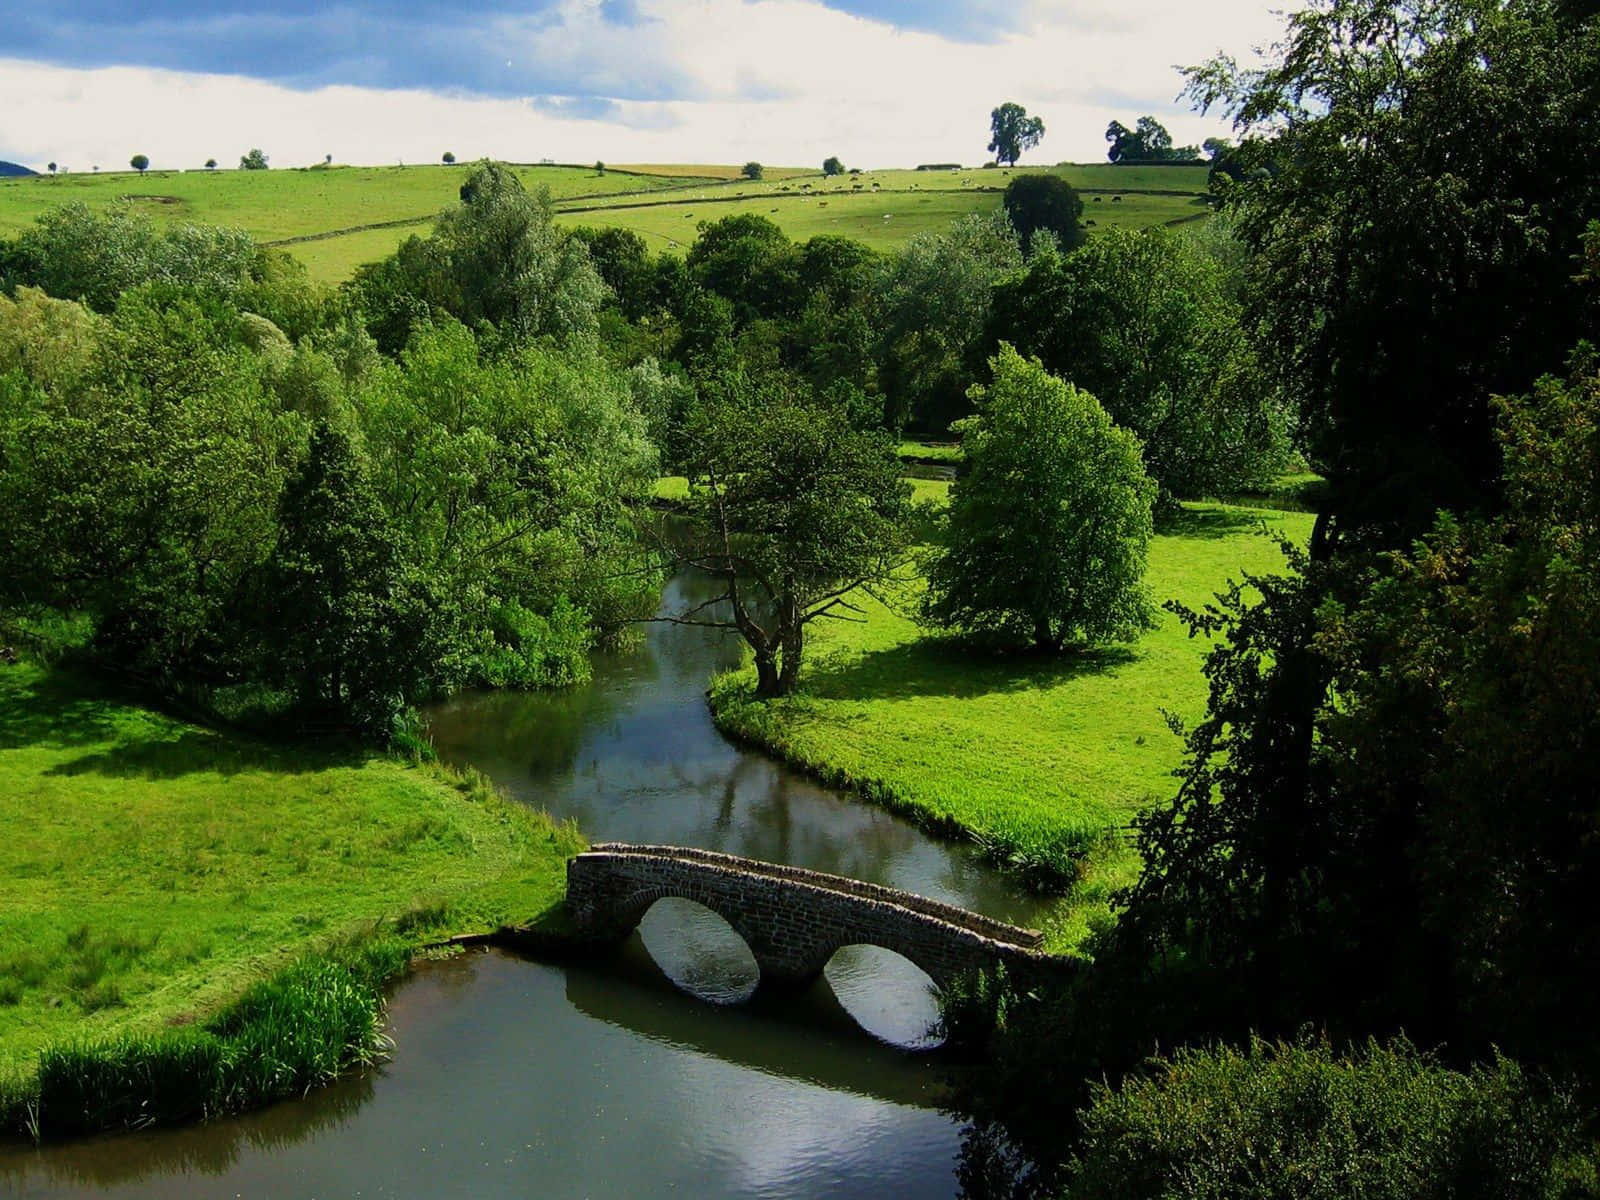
[{"x1": 566, "y1": 844, "x2": 1073, "y2": 993}]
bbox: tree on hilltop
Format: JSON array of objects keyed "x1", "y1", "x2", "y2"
[
  {"x1": 742, "y1": 161, "x2": 763, "y2": 180},
  {"x1": 988, "y1": 102, "x2": 1045, "y2": 167},
  {"x1": 204, "y1": 158, "x2": 217, "y2": 170},
  {"x1": 443, "y1": 151, "x2": 456, "y2": 164},
  {"x1": 130, "y1": 154, "x2": 149, "y2": 174},
  {"x1": 239, "y1": 148, "x2": 269, "y2": 171},
  {"x1": 823, "y1": 155, "x2": 844, "y2": 176}
]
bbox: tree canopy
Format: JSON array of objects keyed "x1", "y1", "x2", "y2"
[
  {"x1": 988, "y1": 102, "x2": 1045, "y2": 166},
  {"x1": 924, "y1": 345, "x2": 1155, "y2": 651}
]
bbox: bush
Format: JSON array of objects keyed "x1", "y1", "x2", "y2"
[
  {"x1": 7, "y1": 937, "x2": 408, "y2": 1140},
  {"x1": 1065, "y1": 1036, "x2": 1598, "y2": 1200}
]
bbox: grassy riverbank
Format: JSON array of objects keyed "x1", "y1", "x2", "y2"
[
  {"x1": 712, "y1": 498, "x2": 1315, "y2": 949},
  {"x1": 0, "y1": 660, "x2": 582, "y2": 1126}
]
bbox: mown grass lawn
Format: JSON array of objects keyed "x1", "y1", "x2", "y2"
[
  {"x1": 0, "y1": 662, "x2": 581, "y2": 1080},
  {"x1": 712, "y1": 499, "x2": 1315, "y2": 949}
]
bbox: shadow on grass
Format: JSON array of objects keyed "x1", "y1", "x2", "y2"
[
  {"x1": 0, "y1": 666, "x2": 124, "y2": 751},
  {"x1": 1156, "y1": 505, "x2": 1268, "y2": 541},
  {"x1": 45, "y1": 727, "x2": 368, "y2": 781},
  {"x1": 804, "y1": 637, "x2": 1139, "y2": 703}
]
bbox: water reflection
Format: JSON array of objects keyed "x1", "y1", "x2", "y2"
[
  {"x1": 426, "y1": 571, "x2": 1051, "y2": 931},
  {"x1": 1, "y1": 951, "x2": 959, "y2": 1200}
]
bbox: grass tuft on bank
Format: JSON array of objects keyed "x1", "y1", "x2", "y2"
[
  {"x1": 711, "y1": 499, "x2": 1315, "y2": 949},
  {"x1": 0, "y1": 660, "x2": 583, "y2": 1124}
]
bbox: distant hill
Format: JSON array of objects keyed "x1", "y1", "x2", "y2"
[{"x1": 0, "y1": 162, "x2": 37, "y2": 177}]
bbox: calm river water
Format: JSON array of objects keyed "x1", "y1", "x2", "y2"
[{"x1": 1, "y1": 572, "x2": 1049, "y2": 1198}]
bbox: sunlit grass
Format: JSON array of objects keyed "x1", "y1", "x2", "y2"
[
  {"x1": 712, "y1": 498, "x2": 1315, "y2": 950},
  {"x1": 0, "y1": 662, "x2": 582, "y2": 1082}
]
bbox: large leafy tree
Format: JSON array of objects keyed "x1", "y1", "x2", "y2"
[
  {"x1": 350, "y1": 162, "x2": 605, "y2": 352},
  {"x1": 924, "y1": 346, "x2": 1155, "y2": 651},
  {"x1": 982, "y1": 226, "x2": 1286, "y2": 501},
  {"x1": 1001, "y1": 173, "x2": 1085, "y2": 255},
  {"x1": 1097, "y1": 0, "x2": 1600, "y2": 1075},
  {"x1": 873, "y1": 210, "x2": 1022, "y2": 432},
  {"x1": 262, "y1": 422, "x2": 432, "y2": 735},
  {"x1": 662, "y1": 385, "x2": 911, "y2": 697},
  {"x1": 988, "y1": 102, "x2": 1045, "y2": 166}
]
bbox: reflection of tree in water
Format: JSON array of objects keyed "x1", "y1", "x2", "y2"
[{"x1": 0, "y1": 1069, "x2": 375, "y2": 1191}]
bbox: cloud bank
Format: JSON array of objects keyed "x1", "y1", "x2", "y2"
[{"x1": 0, "y1": 1, "x2": 1290, "y2": 172}]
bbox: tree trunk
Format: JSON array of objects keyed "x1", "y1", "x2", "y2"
[
  {"x1": 754, "y1": 650, "x2": 781, "y2": 698},
  {"x1": 776, "y1": 582, "x2": 804, "y2": 696},
  {"x1": 1032, "y1": 614, "x2": 1060, "y2": 653}
]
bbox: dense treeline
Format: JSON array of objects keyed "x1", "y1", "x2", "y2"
[
  {"x1": 951, "y1": 0, "x2": 1600, "y2": 1195},
  {"x1": 0, "y1": 158, "x2": 1287, "y2": 728}
]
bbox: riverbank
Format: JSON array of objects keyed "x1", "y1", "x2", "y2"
[
  {"x1": 0, "y1": 660, "x2": 583, "y2": 1137},
  {"x1": 711, "y1": 497, "x2": 1316, "y2": 949}
]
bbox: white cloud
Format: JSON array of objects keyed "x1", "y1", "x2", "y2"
[{"x1": 0, "y1": 0, "x2": 1291, "y2": 172}]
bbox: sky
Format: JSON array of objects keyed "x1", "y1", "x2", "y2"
[{"x1": 0, "y1": 1, "x2": 1289, "y2": 173}]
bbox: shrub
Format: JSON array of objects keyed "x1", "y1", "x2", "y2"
[{"x1": 1065, "y1": 1036, "x2": 1598, "y2": 1200}]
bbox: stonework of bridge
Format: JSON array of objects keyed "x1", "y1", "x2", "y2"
[{"x1": 565, "y1": 843, "x2": 1073, "y2": 992}]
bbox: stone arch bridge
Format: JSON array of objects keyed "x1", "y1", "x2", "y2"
[{"x1": 566, "y1": 843, "x2": 1072, "y2": 992}]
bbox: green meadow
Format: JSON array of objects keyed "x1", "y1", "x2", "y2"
[
  {"x1": 0, "y1": 160, "x2": 1213, "y2": 281},
  {"x1": 712, "y1": 484, "x2": 1314, "y2": 949},
  {"x1": 0, "y1": 661, "x2": 581, "y2": 1082}
]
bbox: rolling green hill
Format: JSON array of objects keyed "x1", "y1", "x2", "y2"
[{"x1": 0, "y1": 161, "x2": 1213, "y2": 283}]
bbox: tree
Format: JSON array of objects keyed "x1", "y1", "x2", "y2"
[
  {"x1": 594, "y1": 160, "x2": 605, "y2": 174},
  {"x1": 924, "y1": 345, "x2": 1155, "y2": 651},
  {"x1": 204, "y1": 158, "x2": 217, "y2": 170},
  {"x1": 130, "y1": 154, "x2": 149, "y2": 174},
  {"x1": 981, "y1": 225, "x2": 1288, "y2": 501},
  {"x1": 742, "y1": 161, "x2": 763, "y2": 180},
  {"x1": 822, "y1": 155, "x2": 845, "y2": 176},
  {"x1": 239, "y1": 148, "x2": 269, "y2": 171},
  {"x1": 262, "y1": 422, "x2": 431, "y2": 735},
  {"x1": 1106, "y1": 115, "x2": 1200, "y2": 162},
  {"x1": 988, "y1": 102, "x2": 1045, "y2": 167},
  {"x1": 874, "y1": 209, "x2": 1023, "y2": 432},
  {"x1": 352, "y1": 161, "x2": 604, "y2": 350},
  {"x1": 47, "y1": 162, "x2": 56, "y2": 174},
  {"x1": 442, "y1": 151, "x2": 456, "y2": 164},
  {"x1": 1001, "y1": 173, "x2": 1084, "y2": 254},
  {"x1": 662, "y1": 390, "x2": 911, "y2": 697}
]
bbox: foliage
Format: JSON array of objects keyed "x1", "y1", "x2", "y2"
[
  {"x1": 1105, "y1": 116, "x2": 1199, "y2": 163},
  {"x1": 442, "y1": 151, "x2": 455, "y2": 164},
  {"x1": 982, "y1": 226, "x2": 1289, "y2": 501},
  {"x1": 1002, "y1": 174, "x2": 1084, "y2": 255},
  {"x1": 742, "y1": 161, "x2": 763, "y2": 180},
  {"x1": 259, "y1": 423, "x2": 433, "y2": 736},
  {"x1": 924, "y1": 346, "x2": 1156, "y2": 652},
  {"x1": 5, "y1": 203, "x2": 277, "y2": 313},
  {"x1": 1065, "y1": 1037, "x2": 1596, "y2": 1200},
  {"x1": 129, "y1": 154, "x2": 149, "y2": 174},
  {"x1": 873, "y1": 209, "x2": 1022, "y2": 432},
  {"x1": 711, "y1": 488, "x2": 1313, "y2": 911},
  {"x1": 1186, "y1": 0, "x2": 1600, "y2": 537},
  {"x1": 239, "y1": 148, "x2": 269, "y2": 171},
  {"x1": 822, "y1": 156, "x2": 845, "y2": 176},
  {"x1": 666, "y1": 388, "x2": 911, "y2": 696},
  {"x1": 349, "y1": 161, "x2": 605, "y2": 352},
  {"x1": 988, "y1": 102, "x2": 1045, "y2": 167}
]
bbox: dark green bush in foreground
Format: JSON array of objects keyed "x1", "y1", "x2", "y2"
[
  {"x1": 1063, "y1": 1037, "x2": 1597, "y2": 1200},
  {"x1": 2, "y1": 937, "x2": 409, "y2": 1141}
]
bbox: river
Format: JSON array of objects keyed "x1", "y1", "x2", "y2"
[{"x1": 1, "y1": 572, "x2": 1049, "y2": 1198}]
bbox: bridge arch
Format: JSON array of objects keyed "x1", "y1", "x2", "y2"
[
  {"x1": 566, "y1": 844, "x2": 1071, "y2": 996},
  {"x1": 822, "y1": 944, "x2": 944, "y2": 1049},
  {"x1": 634, "y1": 894, "x2": 760, "y2": 1004}
]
